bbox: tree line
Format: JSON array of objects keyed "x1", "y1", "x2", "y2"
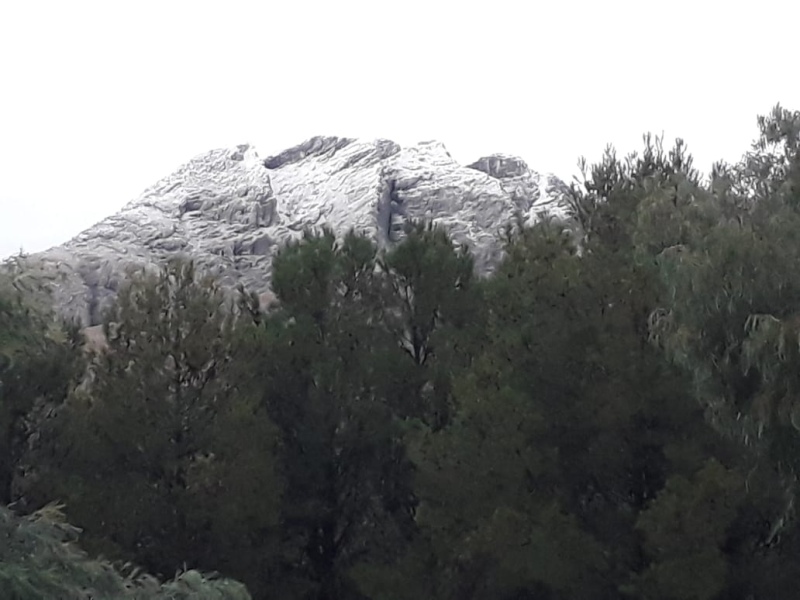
[{"x1": 1, "y1": 105, "x2": 800, "y2": 599}]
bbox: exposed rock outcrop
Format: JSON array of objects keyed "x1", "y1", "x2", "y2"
[{"x1": 8, "y1": 137, "x2": 572, "y2": 325}]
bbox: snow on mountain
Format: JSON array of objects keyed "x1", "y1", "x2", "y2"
[{"x1": 8, "y1": 136, "x2": 573, "y2": 325}]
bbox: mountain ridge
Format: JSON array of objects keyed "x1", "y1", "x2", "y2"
[{"x1": 5, "y1": 136, "x2": 574, "y2": 326}]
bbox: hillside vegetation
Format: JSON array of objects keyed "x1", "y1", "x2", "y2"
[{"x1": 2, "y1": 105, "x2": 800, "y2": 599}]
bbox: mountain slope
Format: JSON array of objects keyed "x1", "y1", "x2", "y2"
[{"x1": 8, "y1": 136, "x2": 572, "y2": 325}]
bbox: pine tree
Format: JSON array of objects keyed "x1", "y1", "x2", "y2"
[
  {"x1": 0, "y1": 271, "x2": 84, "y2": 504},
  {"x1": 258, "y1": 229, "x2": 417, "y2": 599},
  {"x1": 379, "y1": 221, "x2": 483, "y2": 429},
  {"x1": 21, "y1": 259, "x2": 282, "y2": 594}
]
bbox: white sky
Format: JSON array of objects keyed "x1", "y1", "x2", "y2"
[{"x1": 1, "y1": 0, "x2": 798, "y2": 259}]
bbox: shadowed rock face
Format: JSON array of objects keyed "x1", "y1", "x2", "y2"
[{"x1": 7, "y1": 137, "x2": 572, "y2": 326}]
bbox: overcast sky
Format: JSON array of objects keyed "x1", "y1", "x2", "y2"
[{"x1": 1, "y1": 0, "x2": 798, "y2": 259}]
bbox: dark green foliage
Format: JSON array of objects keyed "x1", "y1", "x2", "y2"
[
  {"x1": 650, "y1": 108, "x2": 800, "y2": 440},
  {"x1": 5, "y1": 105, "x2": 800, "y2": 600},
  {"x1": 648, "y1": 109, "x2": 800, "y2": 499},
  {"x1": 255, "y1": 229, "x2": 418, "y2": 599},
  {"x1": 380, "y1": 221, "x2": 476, "y2": 367},
  {"x1": 17, "y1": 259, "x2": 281, "y2": 597},
  {"x1": 0, "y1": 502, "x2": 251, "y2": 599},
  {"x1": 0, "y1": 271, "x2": 85, "y2": 504},
  {"x1": 625, "y1": 459, "x2": 744, "y2": 600},
  {"x1": 379, "y1": 221, "x2": 484, "y2": 430}
]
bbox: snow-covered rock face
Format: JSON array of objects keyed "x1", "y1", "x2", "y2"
[{"x1": 12, "y1": 137, "x2": 572, "y2": 326}]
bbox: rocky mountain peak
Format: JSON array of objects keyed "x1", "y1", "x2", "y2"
[{"x1": 7, "y1": 137, "x2": 573, "y2": 326}]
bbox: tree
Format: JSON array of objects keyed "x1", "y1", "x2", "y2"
[
  {"x1": 0, "y1": 270, "x2": 84, "y2": 505},
  {"x1": 647, "y1": 108, "x2": 800, "y2": 556},
  {"x1": 380, "y1": 221, "x2": 483, "y2": 428},
  {"x1": 20, "y1": 259, "x2": 282, "y2": 595},
  {"x1": 0, "y1": 502, "x2": 252, "y2": 600},
  {"x1": 256, "y1": 228, "x2": 417, "y2": 599},
  {"x1": 614, "y1": 106, "x2": 800, "y2": 598},
  {"x1": 400, "y1": 144, "x2": 741, "y2": 598},
  {"x1": 625, "y1": 460, "x2": 744, "y2": 600},
  {"x1": 380, "y1": 222, "x2": 477, "y2": 368},
  {"x1": 375, "y1": 369, "x2": 609, "y2": 600}
]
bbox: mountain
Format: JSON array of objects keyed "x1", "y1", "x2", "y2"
[{"x1": 5, "y1": 136, "x2": 573, "y2": 326}]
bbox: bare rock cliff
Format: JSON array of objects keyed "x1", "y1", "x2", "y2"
[{"x1": 9, "y1": 136, "x2": 572, "y2": 325}]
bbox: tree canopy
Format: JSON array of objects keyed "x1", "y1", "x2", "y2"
[{"x1": 3, "y1": 104, "x2": 800, "y2": 599}]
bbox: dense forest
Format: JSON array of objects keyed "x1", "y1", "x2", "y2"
[{"x1": 2, "y1": 105, "x2": 800, "y2": 599}]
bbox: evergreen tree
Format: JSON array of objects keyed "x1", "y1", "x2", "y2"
[
  {"x1": 0, "y1": 271, "x2": 84, "y2": 505},
  {"x1": 370, "y1": 139, "x2": 751, "y2": 599},
  {"x1": 21, "y1": 259, "x2": 282, "y2": 596},
  {"x1": 5, "y1": 104, "x2": 800, "y2": 600},
  {"x1": 256, "y1": 229, "x2": 417, "y2": 599},
  {"x1": 379, "y1": 221, "x2": 483, "y2": 429}
]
